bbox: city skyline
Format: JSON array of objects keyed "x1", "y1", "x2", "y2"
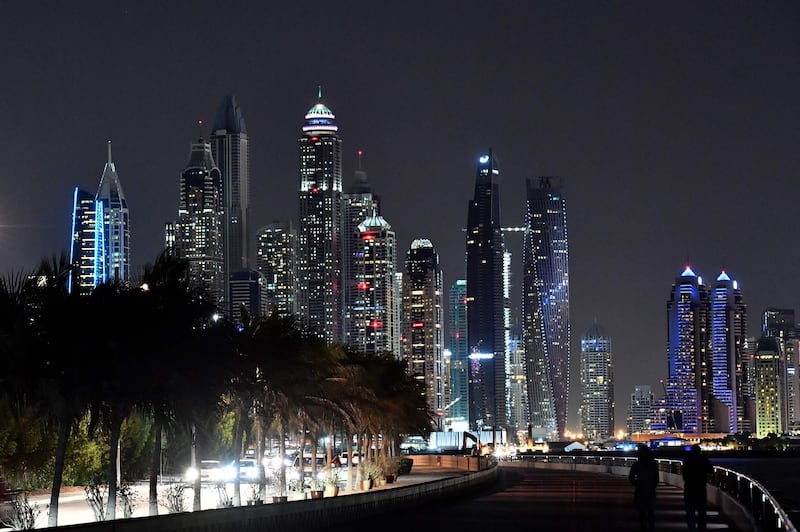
[{"x1": 1, "y1": 2, "x2": 798, "y2": 429}]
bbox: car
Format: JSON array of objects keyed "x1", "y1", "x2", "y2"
[
  {"x1": 185, "y1": 459, "x2": 235, "y2": 484},
  {"x1": 237, "y1": 458, "x2": 259, "y2": 481},
  {"x1": 288, "y1": 454, "x2": 328, "y2": 481}
]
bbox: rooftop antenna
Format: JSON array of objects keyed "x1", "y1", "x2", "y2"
[
  {"x1": 107, "y1": 140, "x2": 113, "y2": 164},
  {"x1": 197, "y1": 120, "x2": 204, "y2": 141},
  {"x1": 357, "y1": 149, "x2": 364, "y2": 171},
  {"x1": 318, "y1": 85, "x2": 323, "y2": 101}
]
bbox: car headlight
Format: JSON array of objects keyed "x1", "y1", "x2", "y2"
[
  {"x1": 185, "y1": 467, "x2": 199, "y2": 481},
  {"x1": 222, "y1": 465, "x2": 237, "y2": 482}
]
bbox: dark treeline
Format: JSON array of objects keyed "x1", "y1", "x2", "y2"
[{"x1": 0, "y1": 251, "x2": 432, "y2": 526}]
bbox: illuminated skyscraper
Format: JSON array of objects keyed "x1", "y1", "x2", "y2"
[
  {"x1": 627, "y1": 385, "x2": 654, "y2": 435},
  {"x1": 343, "y1": 154, "x2": 381, "y2": 346},
  {"x1": 210, "y1": 95, "x2": 250, "y2": 315},
  {"x1": 754, "y1": 335, "x2": 785, "y2": 438},
  {"x1": 351, "y1": 212, "x2": 398, "y2": 356},
  {"x1": 465, "y1": 150, "x2": 506, "y2": 430},
  {"x1": 167, "y1": 137, "x2": 225, "y2": 308},
  {"x1": 579, "y1": 322, "x2": 614, "y2": 441},
  {"x1": 710, "y1": 271, "x2": 747, "y2": 433},
  {"x1": 762, "y1": 308, "x2": 800, "y2": 430},
  {"x1": 68, "y1": 142, "x2": 130, "y2": 294},
  {"x1": 402, "y1": 239, "x2": 444, "y2": 430},
  {"x1": 297, "y1": 89, "x2": 342, "y2": 343},
  {"x1": 229, "y1": 270, "x2": 267, "y2": 325},
  {"x1": 665, "y1": 266, "x2": 711, "y2": 434},
  {"x1": 447, "y1": 280, "x2": 469, "y2": 430},
  {"x1": 523, "y1": 176, "x2": 570, "y2": 439},
  {"x1": 255, "y1": 221, "x2": 297, "y2": 318}
]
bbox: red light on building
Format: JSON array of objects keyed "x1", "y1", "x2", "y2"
[
  {"x1": 362, "y1": 233, "x2": 376, "y2": 241},
  {"x1": 312, "y1": 187, "x2": 319, "y2": 193},
  {"x1": 311, "y1": 136, "x2": 318, "y2": 141},
  {"x1": 357, "y1": 282, "x2": 369, "y2": 290},
  {"x1": 455, "y1": 332, "x2": 460, "y2": 339},
  {"x1": 412, "y1": 321, "x2": 424, "y2": 328},
  {"x1": 370, "y1": 320, "x2": 383, "y2": 329}
]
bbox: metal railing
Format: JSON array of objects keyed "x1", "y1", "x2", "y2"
[{"x1": 507, "y1": 454, "x2": 797, "y2": 532}]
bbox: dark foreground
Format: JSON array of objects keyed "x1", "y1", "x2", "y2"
[{"x1": 310, "y1": 467, "x2": 737, "y2": 532}]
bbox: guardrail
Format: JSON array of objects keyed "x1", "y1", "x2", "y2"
[{"x1": 507, "y1": 454, "x2": 796, "y2": 532}]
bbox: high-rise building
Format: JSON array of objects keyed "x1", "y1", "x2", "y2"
[
  {"x1": 762, "y1": 308, "x2": 800, "y2": 431},
  {"x1": 665, "y1": 266, "x2": 711, "y2": 434},
  {"x1": 255, "y1": 222, "x2": 297, "y2": 318},
  {"x1": 68, "y1": 142, "x2": 130, "y2": 294},
  {"x1": 401, "y1": 239, "x2": 444, "y2": 430},
  {"x1": 343, "y1": 154, "x2": 381, "y2": 346},
  {"x1": 627, "y1": 385, "x2": 654, "y2": 435},
  {"x1": 297, "y1": 90, "x2": 343, "y2": 343},
  {"x1": 579, "y1": 322, "x2": 614, "y2": 441},
  {"x1": 350, "y1": 211, "x2": 398, "y2": 356},
  {"x1": 229, "y1": 270, "x2": 268, "y2": 325},
  {"x1": 447, "y1": 280, "x2": 469, "y2": 430},
  {"x1": 167, "y1": 137, "x2": 225, "y2": 308},
  {"x1": 754, "y1": 335, "x2": 785, "y2": 438},
  {"x1": 209, "y1": 95, "x2": 250, "y2": 316},
  {"x1": 710, "y1": 271, "x2": 747, "y2": 433},
  {"x1": 465, "y1": 150, "x2": 507, "y2": 431},
  {"x1": 523, "y1": 176, "x2": 570, "y2": 439},
  {"x1": 506, "y1": 331, "x2": 529, "y2": 442}
]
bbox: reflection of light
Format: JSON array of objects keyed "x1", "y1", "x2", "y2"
[{"x1": 468, "y1": 353, "x2": 493, "y2": 360}]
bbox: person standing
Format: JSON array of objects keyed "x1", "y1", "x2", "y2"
[
  {"x1": 682, "y1": 444, "x2": 714, "y2": 531},
  {"x1": 629, "y1": 444, "x2": 659, "y2": 531}
]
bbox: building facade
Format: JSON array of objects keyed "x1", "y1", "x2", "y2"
[
  {"x1": 754, "y1": 335, "x2": 785, "y2": 438},
  {"x1": 710, "y1": 271, "x2": 747, "y2": 433},
  {"x1": 229, "y1": 270, "x2": 268, "y2": 325},
  {"x1": 401, "y1": 239, "x2": 444, "y2": 430},
  {"x1": 350, "y1": 212, "x2": 399, "y2": 356},
  {"x1": 465, "y1": 150, "x2": 507, "y2": 431},
  {"x1": 627, "y1": 385, "x2": 654, "y2": 435},
  {"x1": 579, "y1": 322, "x2": 614, "y2": 441},
  {"x1": 665, "y1": 266, "x2": 711, "y2": 434},
  {"x1": 763, "y1": 308, "x2": 800, "y2": 431},
  {"x1": 297, "y1": 91, "x2": 343, "y2": 343},
  {"x1": 209, "y1": 95, "x2": 250, "y2": 316},
  {"x1": 255, "y1": 221, "x2": 297, "y2": 318},
  {"x1": 447, "y1": 279, "x2": 469, "y2": 430},
  {"x1": 69, "y1": 142, "x2": 130, "y2": 294},
  {"x1": 166, "y1": 137, "x2": 225, "y2": 308},
  {"x1": 523, "y1": 176, "x2": 570, "y2": 439}
]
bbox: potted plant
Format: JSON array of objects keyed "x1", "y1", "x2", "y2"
[
  {"x1": 246, "y1": 483, "x2": 263, "y2": 506},
  {"x1": 287, "y1": 478, "x2": 305, "y2": 501},
  {"x1": 358, "y1": 461, "x2": 382, "y2": 490},
  {"x1": 308, "y1": 477, "x2": 325, "y2": 499},
  {"x1": 324, "y1": 469, "x2": 340, "y2": 497},
  {"x1": 381, "y1": 456, "x2": 400, "y2": 484},
  {"x1": 398, "y1": 457, "x2": 414, "y2": 475},
  {"x1": 269, "y1": 469, "x2": 287, "y2": 503}
]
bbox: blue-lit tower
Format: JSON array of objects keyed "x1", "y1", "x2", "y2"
[
  {"x1": 465, "y1": 150, "x2": 507, "y2": 430},
  {"x1": 523, "y1": 176, "x2": 570, "y2": 439},
  {"x1": 69, "y1": 142, "x2": 130, "y2": 294},
  {"x1": 297, "y1": 88, "x2": 343, "y2": 343},
  {"x1": 710, "y1": 271, "x2": 747, "y2": 433},
  {"x1": 666, "y1": 266, "x2": 712, "y2": 434},
  {"x1": 447, "y1": 279, "x2": 469, "y2": 430}
]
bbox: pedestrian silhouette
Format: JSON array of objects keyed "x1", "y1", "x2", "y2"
[
  {"x1": 628, "y1": 444, "x2": 659, "y2": 531},
  {"x1": 682, "y1": 444, "x2": 714, "y2": 531}
]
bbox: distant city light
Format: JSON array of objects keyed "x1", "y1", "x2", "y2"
[{"x1": 478, "y1": 155, "x2": 489, "y2": 164}]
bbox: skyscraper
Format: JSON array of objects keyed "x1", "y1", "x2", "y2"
[
  {"x1": 229, "y1": 270, "x2": 267, "y2": 325},
  {"x1": 402, "y1": 239, "x2": 444, "y2": 430},
  {"x1": 447, "y1": 280, "x2": 469, "y2": 430},
  {"x1": 350, "y1": 211, "x2": 399, "y2": 356},
  {"x1": 255, "y1": 221, "x2": 297, "y2": 318},
  {"x1": 579, "y1": 322, "x2": 614, "y2": 441},
  {"x1": 297, "y1": 89, "x2": 343, "y2": 343},
  {"x1": 523, "y1": 176, "x2": 570, "y2": 439},
  {"x1": 210, "y1": 95, "x2": 250, "y2": 315},
  {"x1": 665, "y1": 266, "x2": 711, "y2": 434},
  {"x1": 465, "y1": 150, "x2": 507, "y2": 431},
  {"x1": 754, "y1": 335, "x2": 785, "y2": 438},
  {"x1": 762, "y1": 308, "x2": 800, "y2": 431},
  {"x1": 710, "y1": 271, "x2": 747, "y2": 433},
  {"x1": 342, "y1": 153, "x2": 381, "y2": 346},
  {"x1": 68, "y1": 142, "x2": 130, "y2": 294},
  {"x1": 627, "y1": 385, "x2": 654, "y2": 435},
  {"x1": 167, "y1": 137, "x2": 225, "y2": 307}
]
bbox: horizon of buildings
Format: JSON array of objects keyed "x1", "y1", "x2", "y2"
[{"x1": 65, "y1": 92, "x2": 799, "y2": 441}]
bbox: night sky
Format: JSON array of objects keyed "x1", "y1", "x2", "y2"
[{"x1": 2, "y1": 1, "x2": 798, "y2": 431}]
